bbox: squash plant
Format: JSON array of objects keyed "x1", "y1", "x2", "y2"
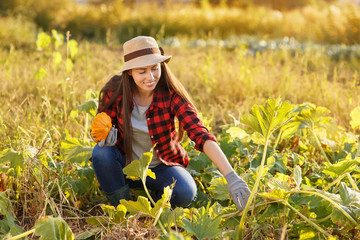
[{"x1": 237, "y1": 98, "x2": 295, "y2": 238}]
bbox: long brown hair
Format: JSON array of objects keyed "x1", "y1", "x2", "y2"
[{"x1": 98, "y1": 62, "x2": 197, "y2": 165}]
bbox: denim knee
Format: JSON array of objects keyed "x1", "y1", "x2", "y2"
[
  {"x1": 91, "y1": 145, "x2": 127, "y2": 193},
  {"x1": 171, "y1": 181, "x2": 197, "y2": 207},
  {"x1": 92, "y1": 145, "x2": 125, "y2": 169}
]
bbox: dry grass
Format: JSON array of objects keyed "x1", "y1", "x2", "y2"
[{"x1": 1, "y1": 39, "x2": 359, "y2": 152}]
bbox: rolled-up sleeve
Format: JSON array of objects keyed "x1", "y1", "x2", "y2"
[{"x1": 171, "y1": 93, "x2": 217, "y2": 152}]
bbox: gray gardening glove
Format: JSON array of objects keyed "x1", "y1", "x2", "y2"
[
  {"x1": 98, "y1": 127, "x2": 118, "y2": 147},
  {"x1": 225, "y1": 170, "x2": 251, "y2": 211}
]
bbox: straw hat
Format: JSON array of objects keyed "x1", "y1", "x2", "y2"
[{"x1": 118, "y1": 36, "x2": 171, "y2": 73}]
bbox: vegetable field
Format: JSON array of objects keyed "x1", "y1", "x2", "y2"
[{"x1": 1, "y1": 1, "x2": 360, "y2": 239}]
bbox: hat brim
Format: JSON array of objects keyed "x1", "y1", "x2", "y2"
[{"x1": 118, "y1": 54, "x2": 171, "y2": 73}]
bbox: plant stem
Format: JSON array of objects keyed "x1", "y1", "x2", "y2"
[
  {"x1": 8, "y1": 228, "x2": 35, "y2": 240},
  {"x1": 153, "y1": 207, "x2": 168, "y2": 235},
  {"x1": 238, "y1": 136, "x2": 269, "y2": 239},
  {"x1": 311, "y1": 127, "x2": 331, "y2": 164},
  {"x1": 284, "y1": 201, "x2": 331, "y2": 237},
  {"x1": 323, "y1": 173, "x2": 359, "y2": 192},
  {"x1": 153, "y1": 207, "x2": 163, "y2": 226},
  {"x1": 323, "y1": 173, "x2": 347, "y2": 191},
  {"x1": 346, "y1": 172, "x2": 360, "y2": 191},
  {"x1": 141, "y1": 176, "x2": 168, "y2": 234},
  {"x1": 142, "y1": 180, "x2": 156, "y2": 206},
  {"x1": 158, "y1": 220, "x2": 167, "y2": 235}
]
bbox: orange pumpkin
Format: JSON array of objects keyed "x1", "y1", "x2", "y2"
[{"x1": 91, "y1": 112, "x2": 112, "y2": 142}]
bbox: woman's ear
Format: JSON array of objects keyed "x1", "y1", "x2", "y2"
[{"x1": 127, "y1": 70, "x2": 132, "y2": 76}]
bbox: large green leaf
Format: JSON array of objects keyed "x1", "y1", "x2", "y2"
[
  {"x1": 241, "y1": 107, "x2": 263, "y2": 136},
  {"x1": 280, "y1": 120, "x2": 302, "y2": 140},
  {"x1": 123, "y1": 150, "x2": 155, "y2": 181},
  {"x1": 339, "y1": 182, "x2": 360, "y2": 209},
  {"x1": 330, "y1": 206, "x2": 355, "y2": 229},
  {"x1": 187, "y1": 152, "x2": 212, "y2": 177},
  {"x1": 207, "y1": 177, "x2": 229, "y2": 201},
  {"x1": 65, "y1": 177, "x2": 91, "y2": 196},
  {"x1": 241, "y1": 98, "x2": 295, "y2": 140},
  {"x1": 151, "y1": 186, "x2": 172, "y2": 217},
  {"x1": 219, "y1": 135, "x2": 238, "y2": 158},
  {"x1": 258, "y1": 188, "x2": 291, "y2": 201},
  {"x1": 70, "y1": 99, "x2": 98, "y2": 118},
  {"x1": 268, "y1": 177, "x2": 291, "y2": 191},
  {"x1": 226, "y1": 126, "x2": 249, "y2": 140},
  {"x1": 281, "y1": 103, "x2": 334, "y2": 139},
  {"x1": 101, "y1": 204, "x2": 127, "y2": 224},
  {"x1": 76, "y1": 165, "x2": 95, "y2": 183},
  {"x1": 181, "y1": 206, "x2": 222, "y2": 240},
  {"x1": 350, "y1": 106, "x2": 360, "y2": 130},
  {"x1": 35, "y1": 216, "x2": 74, "y2": 240},
  {"x1": 120, "y1": 186, "x2": 172, "y2": 218},
  {"x1": 268, "y1": 154, "x2": 287, "y2": 174},
  {"x1": 70, "y1": 89, "x2": 99, "y2": 118},
  {"x1": 0, "y1": 149, "x2": 25, "y2": 177},
  {"x1": 120, "y1": 196, "x2": 152, "y2": 216},
  {"x1": 0, "y1": 192, "x2": 24, "y2": 238},
  {"x1": 323, "y1": 154, "x2": 360, "y2": 178},
  {"x1": 160, "y1": 207, "x2": 185, "y2": 230},
  {"x1": 302, "y1": 189, "x2": 359, "y2": 229},
  {"x1": 61, "y1": 136, "x2": 93, "y2": 164}
]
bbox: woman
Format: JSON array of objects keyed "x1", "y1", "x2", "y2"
[{"x1": 91, "y1": 36, "x2": 250, "y2": 210}]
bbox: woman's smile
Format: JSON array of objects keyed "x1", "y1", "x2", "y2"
[
  {"x1": 144, "y1": 81, "x2": 157, "y2": 87},
  {"x1": 129, "y1": 63, "x2": 161, "y2": 96}
]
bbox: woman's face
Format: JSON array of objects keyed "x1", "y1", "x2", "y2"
[{"x1": 129, "y1": 63, "x2": 161, "y2": 96}]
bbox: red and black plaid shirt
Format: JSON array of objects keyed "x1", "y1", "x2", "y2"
[{"x1": 99, "y1": 87, "x2": 217, "y2": 167}]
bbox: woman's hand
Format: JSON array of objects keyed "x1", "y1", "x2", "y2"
[
  {"x1": 98, "y1": 127, "x2": 118, "y2": 147},
  {"x1": 203, "y1": 140, "x2": 251, "y2": 210},
  {"x1": 225, "y1": 170, "x2": 251, "y2": 211}
]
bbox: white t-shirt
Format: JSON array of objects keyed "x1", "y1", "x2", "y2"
[{"x1": 131, "y1": 99, "x2": 162, "y2": 168}]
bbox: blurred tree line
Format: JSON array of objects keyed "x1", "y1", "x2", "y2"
[
  {"x1": 79, "y1": 0, "x2": 337, "y2": 10},
  {"x1": 0, "y1": 0, "x2": 338, "y2": 32},
  {"x1": 1, "y1": 0, "x2": 358, "y2": 48}
]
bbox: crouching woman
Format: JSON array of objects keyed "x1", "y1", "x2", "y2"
[{"x1": 91, "y1": 36, "x2": 250, "y2": 210}]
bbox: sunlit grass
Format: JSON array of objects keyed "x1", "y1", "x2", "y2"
[{"x1": 1, "y1": 38, "x2": 359, "y2": 153}]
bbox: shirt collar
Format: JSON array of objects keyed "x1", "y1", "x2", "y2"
[
  {"x1": 150, "y1": 89, "x2": 172, "y2": 109},
  {"x1": 129, "y1": 89, "x2": 172, "y2": 111}
]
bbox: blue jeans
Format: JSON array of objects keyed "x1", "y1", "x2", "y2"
[{"x1": 91, "y1": 145, "x2": 197, "y2": 207}]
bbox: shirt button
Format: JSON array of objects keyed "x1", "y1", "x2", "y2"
[
  {"x1": 147, "y1": 118, "x2": 150, "y2": 121},
  {"x1": 156, "y1": 150, "x2": 159, "y2": 153},
  {"x1": 150, "y1": 136, "x2": 154, "y2": 138}
]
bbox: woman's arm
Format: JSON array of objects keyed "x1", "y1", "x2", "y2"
[
  {"x1": 203, "y1": 140, "x2": 233, "y2": 176},
  {"x1": 203, "y1": 139, "x2": 251, "y2": 211}
]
